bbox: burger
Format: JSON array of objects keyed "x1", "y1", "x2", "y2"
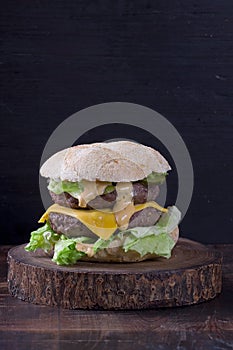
[{"x1": 25, "y1": 141, "x2": 181, "y2": 265}]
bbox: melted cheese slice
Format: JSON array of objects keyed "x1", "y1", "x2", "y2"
[
  {"x1": 115, "y1": 201, "x2": 168, "y2": 231},
  {"x1": 39, "y1": 204, "x2": 117, "y2": 240},
  {"x1": 134, "y1": 201, "x2": 167, "y2": 213},
  {"x1": 39, "y1": 202, "x2": 168, "y2": 240}
]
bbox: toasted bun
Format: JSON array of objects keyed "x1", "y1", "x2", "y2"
[
  {"x1": 79, "y1": 227, "x2": 179, "y2": 263},
  {"x1": 40, "y1": 141, "x2": 171, "y2": 182}
]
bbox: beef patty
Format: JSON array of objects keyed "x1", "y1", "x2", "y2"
[
  {"x1": 49, "y1": 182, "x2": 160, "y2": 209},
  {"x1": 49, "y1": 207, "x2": 161, "y2": 239}
]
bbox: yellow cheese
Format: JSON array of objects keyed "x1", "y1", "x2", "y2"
[
  {"x1": 115, "y1": 202, "x2": 135, "y2": 230},
  {"x1": 39, "y1": 201, "x2": 167, "y2": 240},
  {"x1": 39, "y1": 204, "x2": 117, "y2": 240},
  {"x1": 134, "y1": 201, "x2": 168, "y2": 214},
  {"x1": 115, "y1": 201, "x2": 168, "y2": 230}
]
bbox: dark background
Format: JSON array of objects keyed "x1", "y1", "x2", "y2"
[{"x1": 1, "y1": 1, "x2": 232, "y2": 244}]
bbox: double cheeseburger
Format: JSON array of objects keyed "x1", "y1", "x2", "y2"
[{"x1": 25, "y1": 141, "x2": 181, "y2": 265}]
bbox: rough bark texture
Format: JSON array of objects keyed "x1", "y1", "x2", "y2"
[{"x1": 7, "y1": 239, "x2": 222, "y2": 310}]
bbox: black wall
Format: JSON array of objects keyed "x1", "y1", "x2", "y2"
[{"x1": 1, "y1": 1, "x2": 233, "y2": 244}]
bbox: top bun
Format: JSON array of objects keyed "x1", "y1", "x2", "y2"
[{"x1": 40, "y1": 141, "x2": 171, "y2": 182}]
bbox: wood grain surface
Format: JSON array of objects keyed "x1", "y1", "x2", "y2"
[
  {"x1": 1, "y1": 244, "x2": 233, "y2": 349},
  {"x1": 7, "y1": 239, "x2": 222, "y2": 310}
]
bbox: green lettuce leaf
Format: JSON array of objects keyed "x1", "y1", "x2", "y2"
[
  {"x1": 122, "y1": 206, "x2": 180, "y2": 258},
  {"x1": 155, "y1": 205, "x2": 181, "y2": 233},
  {"x1": 93, "y1": 206, "x2": 181, "y2": 259},
  {"x1": 122, "y1": 206, "x2": 181, "y2": 239},
  {"x1": 25, "y1": 205, "x2": 181, "y2": 264},
  {"x1": 52, "y1": 236, "x2": 89, "y2": 265},
  {"x1": 25, "y1": 222, "x2": 60, "y2": 253},
  {"x1": 48, "y1": 179, "x2": 83, "y2": 198},
  {"x1": 104, "y1": 184, "x2": 115, "y2": 194},
  {"x1": 123, "y1": 232, "x2": 175, "y2": 258},
  {"x1": 145, "y1": 172, "x2": 167, "y2": 184},
  {"x1": 93, "y1": 236, "x2": 114, "y2": 253}
]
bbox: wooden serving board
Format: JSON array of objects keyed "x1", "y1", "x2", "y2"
[{"x1": 7, "y1": 238, "x2": 222, "y2": 310}]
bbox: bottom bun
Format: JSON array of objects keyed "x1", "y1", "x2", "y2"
[{"x1": 78, "y1": 227, "x2": 179, "y2": 263}]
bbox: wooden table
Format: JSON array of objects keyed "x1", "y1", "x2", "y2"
[{"x1": 0, "y1": 245, "x2": 232, "y2": 350}]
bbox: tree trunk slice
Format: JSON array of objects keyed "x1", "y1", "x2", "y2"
[{"x1": 7, "y1": 238, "x2": 222, "y2": 310}]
